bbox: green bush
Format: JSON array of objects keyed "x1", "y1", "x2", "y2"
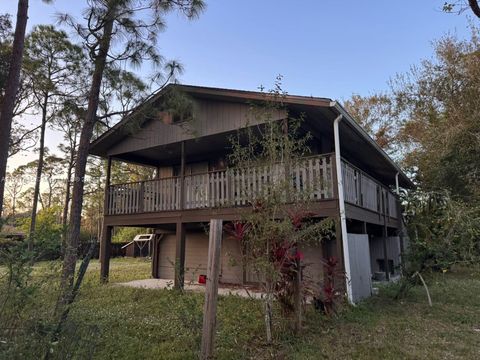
[
  {"x1": 19, "y1": 206, "x2": 64, "y2": 260},
  {"x1": 112, "y1": 227, "x2": 150, "y2": 243},
  {"x1": 403, "y1": 191, "x2": 480, "y2": 272},
  {"x1": 0, "y1": 237, "x2": 19, "y2": 250}
]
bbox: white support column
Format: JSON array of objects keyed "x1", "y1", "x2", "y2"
[{"x1": 333, "y1": 115, "x2": 354, "y2": 304}]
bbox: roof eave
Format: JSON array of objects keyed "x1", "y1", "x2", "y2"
[{"x1": 330, "y1": 101, "x2": 414, "y2": 189}]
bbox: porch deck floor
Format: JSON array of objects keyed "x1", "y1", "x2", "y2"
[{"x1": 117, "y1": 278, "x2": 265, "y2": 299}]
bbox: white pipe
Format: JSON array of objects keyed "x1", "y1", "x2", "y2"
[
  {"x1": 395, "y1": 172, "x2": 400, "y2": 195},
  {"x1": 333, "y1": 114, "x2": 354, "y2": 305}
]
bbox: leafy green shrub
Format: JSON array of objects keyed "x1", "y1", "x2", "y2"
[
  {"x1": 0, "y1": 237, "x2": 20, "y2": 251},
  {"x1": 19, "y1": 206, "x2": 64, "y2": 260},
  {"x1": 112, "y1": 227, "x2": 149, "y2": 244},
  {"x1": 403, "y1": 190, "x2": 480, "y2": 272}
]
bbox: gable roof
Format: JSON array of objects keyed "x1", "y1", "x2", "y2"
[
  {"x1": 89, "y1": 83, "x2": 332, "y2": 154},
  {"x1": 89, "y1": 83, "x2": 413, "y2": 188}
]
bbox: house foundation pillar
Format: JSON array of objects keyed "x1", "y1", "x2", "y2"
[
  {"x1": 100, "y1": 225, "x2": 112, "y2": 282},
  {"x1": 174, "y1": 221, "x2": 186, "y2": 289}
]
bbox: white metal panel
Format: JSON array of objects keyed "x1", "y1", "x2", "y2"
[{"x1": 347, "y1": 233, "x2": 372, "y2": 303}]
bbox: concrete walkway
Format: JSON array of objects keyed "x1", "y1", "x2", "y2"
[{"x1": 117, "y1": 278, "x2": 265, "y2": 299}]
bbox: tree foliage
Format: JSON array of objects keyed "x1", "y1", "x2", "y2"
[
  {"x1": 347, "y1": 26, "x2": 480, "y2": 202},
  {"x1": 23, "y1": 25, "x2": 85, "y2": 248},
  {"x1": 443, "y1": 1, "x2": 480, "y2": 19},
  {"x1": 346, "y1": 26, "x2": 480, "y2": 272},
  {"x1": 393, "y1": 27, "x2": 480, "y2": 201},
  {"x1": 59, "y1": 0, "x2": 205, "y2": 298},
  {"x1": 403, "y1": 191, "x2": 480, "y2": 271},
  {"x1": 343, "y1": 93, "x2": 398, "y2": 156},
  {"x1": 227, "y1": 78, "x2": 335, "y2": 341}
]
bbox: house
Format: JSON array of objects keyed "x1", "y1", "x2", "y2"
[{"x1": 90, "y1": 84, "x2": 413, "y2": 303}]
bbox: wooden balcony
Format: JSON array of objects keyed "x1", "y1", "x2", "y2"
[
  {"x1": 105, "y1": 153, "x2": 399, "y2": 220},
  {"x1": 342, "y1": 159, "x2": 398, "y2": 219}
]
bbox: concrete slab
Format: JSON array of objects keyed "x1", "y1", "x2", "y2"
[{"x1": 116, "y1": 278, "x2": 265, "y2": 299}]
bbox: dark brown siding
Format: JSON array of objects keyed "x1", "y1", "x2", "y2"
[{"x1": 107, "y1": 99, "x2": 287, "y2": 156}]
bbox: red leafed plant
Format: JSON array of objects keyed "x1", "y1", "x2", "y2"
[
  {"x1": 287, "y1": 209, "x2": 316, "y2": 230},
  {"x1": 224, "y1": 221, "x2": 250, "y2": 241},
  {"x1": 270, "y1": 239, "x2": 304, "y2": 314},
  {"x1": 317, "y1": 256, "x2": 344, "y2": 316}
]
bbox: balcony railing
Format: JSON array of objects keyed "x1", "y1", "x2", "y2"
[
  {"x1": 106, "y1": 153, "x2": 334, "y2": 215},
  {"x1": 341, "y1": 159, "x2": 398, "y2": 218},
  {"x1": 105, "y1": 153, "x2": 399, "y2": 219}
]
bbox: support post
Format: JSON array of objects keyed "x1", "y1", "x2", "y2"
[
  {"x1": 100, "y1": 225, "x2": 112, "y2": 282},
  {"x1": 180, "y1": 141, "x2": 186, "y2": 210},
  {"x1": 283, "y1": 118, "x2": 291, "y2": 203},
  {"x1": 201, "y1": 219, "x2": 223, "y2": 360},
  {"x1": 103, "y1": 156, "x2": 112, "y2": 215},
  {"x1": 382, "y1": 191, "x2": 390, "y2": 281},
  {"x1": 362, "y1": 221, "x2": 367, "y2": 235},
  {"x1": 152, "y1": 234, "x2": 161, "y2": 278},
  {"x1": 174, "y1": 221, "x2": 186, "y2": 289},
  {"x1": 396, "y1": 197, "x2": 406, "y2": 275},
  {"x1": 332, "y1": 115, "x2": 354, "y2": 304},
  {"x1": 334, "y1": 217, "x2": 345, "y2": 288},
  {"x1": 100, "y1": 157, "x2": 112, "y2": 283}
]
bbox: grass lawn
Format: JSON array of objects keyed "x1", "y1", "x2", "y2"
[{"x1": 1, "y1": 258, "x2": 479, "y2": 359}]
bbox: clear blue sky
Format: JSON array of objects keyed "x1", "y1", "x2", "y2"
[
  {"x1": 1, "y1": 0, "x2": 472, "y2": 99},
  {"x1": 0, "y1": 0, "x2": 473, "y2": 169}
]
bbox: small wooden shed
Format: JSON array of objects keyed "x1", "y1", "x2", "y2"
[{"x1": 122, "y1": 234, "x2": 153, "y2": 257}]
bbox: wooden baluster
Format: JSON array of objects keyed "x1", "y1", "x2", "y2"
[{"x1": 139, "y1": 182, "x2": 145, "y2": 213}]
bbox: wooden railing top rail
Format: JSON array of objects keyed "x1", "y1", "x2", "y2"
[
  {"x1": 109, "y1": 175, "x2": 180, "y2": 187},
  {"x1": 109, "y1": 152, "x2": 335, "y2": 188}
]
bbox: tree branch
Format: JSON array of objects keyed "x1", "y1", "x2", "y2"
[{"x1": 469, "y1": 0, "x2": 480, "y2": 18}]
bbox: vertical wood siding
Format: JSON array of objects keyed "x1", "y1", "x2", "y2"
[
  {"x1": 155, "y1": 233, "x2": 244, "y2": 285},
  {"x1": 108, "y1": 99, "x2": 287, "y2": 156}
]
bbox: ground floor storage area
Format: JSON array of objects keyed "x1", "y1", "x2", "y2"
[{"x1": 152, "y1": 230, "x2": 328, "y2": 287}]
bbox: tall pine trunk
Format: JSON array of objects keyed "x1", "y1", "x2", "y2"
[
  {"x1": 28, "y1": 93, "x2": 48, "y2": 250},
  {"x1": 0, "y1": 0, "x2": 29, "y2": 219},
  {"x1": 61, "y1": 151, "x2": 74, "y2": 244},
  {"x1": 60, "y1": 16, "x2": 114, "y2": 297}
]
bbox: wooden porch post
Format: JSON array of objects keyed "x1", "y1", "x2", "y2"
[
  {"x1": 334, "y1": 217, "x2": 345, "y2": 290},
  {"x1": 362, "y1": 221, "x2": 368, "y2": 234},
  {"x1": 103, "y1": 156, "x2": 112, "y2": 216},
  {"x1": 331, "y1": 153, "x2": 339, "y2": 199},
  {"x1": 174, "y1": 221, "x2": 186, "y2": 289},
  {"x1": 396, "y1": 197, "x2": 406, "y2": 274},
  {"x1": 152, "y1": 234, "x2": 161, "y2": 278},
  {"x1": 100, "y1": 225, "x2": 112, "y2": 282},
  {"x1": 100, "y1": 156, "x2": 112, "y2": 283},
  {"x1": 180, "y1": 141, "x2": 186, "y2": 210},
  {"x1": 382, "y1": 191, "x2": 390, "y2": 281}
]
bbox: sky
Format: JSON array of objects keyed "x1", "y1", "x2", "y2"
[{"x1": 0, "y1": 0, "x2": 474, "y2": 171}]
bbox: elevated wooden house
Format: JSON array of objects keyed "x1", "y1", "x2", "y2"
[{"x1": 90, "y1": 84, "x2": 412, "y2": 303}]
